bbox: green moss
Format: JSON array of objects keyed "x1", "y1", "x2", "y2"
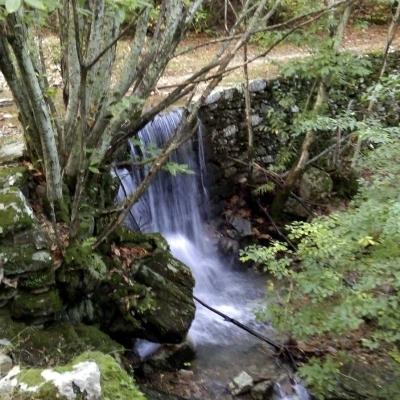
[
  {"x1": 0, "y1": 164, "x2": 28, "y2": 189},
  {"x1": 0, "y1": 188, "x2": 34, "y2": 238},
  {"x1": 72, "y1": 351, "x2": 146, "y2": 400},
  {"x1": 18, "y1": 269, "x2": 55, "y2": 290},
  {"x1": 11, "y1": 289, "x2": 63, "y2": 321},
  {"x1": 0, "y1": 245, "x2": 52, "y2": 276},
  {"x1": 0, "y1": 310, "x2": 123, "y2": 368},
  {"x1": 5, "y1": 352, "x2": 146, "y2": 400},
  {"x1": 114, "y1": 228, "x2": 169, "y2": 252}
]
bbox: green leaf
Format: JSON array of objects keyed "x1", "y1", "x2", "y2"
[
  {"x1": 24, "y1": 0, "x2": 45, "y2": 10},
  {"x1": 5, "y1": 0, "x2": 21, "y2": 13},
  {"x1": 89, "y1": 166, "x2": 100, "y2": 174}
]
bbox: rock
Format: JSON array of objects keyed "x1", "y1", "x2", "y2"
[
  {"x1": 95, "y1": 231, "x2": 196, "y2": 344},
  {"x1": 0, "y1": 164, "x2": 28, "y2": 189},
  {"x1": 11, "y1": 289, "x2": 63, "y2": 322},
  {"x1": 218, "y1": 236, "x2": 239, "y2": 256},
  {"x1": 249, "y1": 79, "x2": 267, "y2": 92},
  {"x1": 228, "y1": 215, "x2": 252, "y2": 237},
  {"x1": 142, "y1": 342, "x2": 195, "y2": 372},
  {"x1": 41, "y1": 360, "x2": 102, "y2": 399},
  {"x1": 1, "y1": 245, "x2": 52, "y2": 276},
  {"x1": 284, "y1": 197, "x2": 310, "y2": 219},
  {"x1": 0, "y1": 99, "x2": 13, "y2": 108},
  {"x1": 0, "y1": 354, "x2": 12, "y2": 377},
  {"x1": 0, "y1": 188, "x2": 34, "y2": 238},
  {"x1": 0, "y1": 351, "x2": 146, "y2": 400},
  {"x1": 229, "y1": 371, "x2": 254, "y2": 396},
  {"x1": 0, "y1": 136, "x2": 25, "y2": 164},
  {"x1": 178, "y1": 369, "x2": 194, "y2": 382},
  {"x1": 299, "y1": 167, "x2": 333, "y2": 202},
  {"x1": 251, "y1": 380, "x2": 273, "y2": 400}
]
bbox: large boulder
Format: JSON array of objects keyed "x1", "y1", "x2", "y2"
[
  {"x1": 94, "y1": 231, "x2": 196, "y2": 345},
  {"x1": 56, "y1": 230, "x2": 195, "y2": 345}
]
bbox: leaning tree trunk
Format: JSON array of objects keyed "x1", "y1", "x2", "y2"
[{"x1": 2, "y1": 13, "x2": 63, "y2": 203}]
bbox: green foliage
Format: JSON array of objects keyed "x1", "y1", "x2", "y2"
[
  {"x1": 298, "y1": 356, "x2": 343, "y2": 400},
  {"x1": 163, "y1": 162, "x2": 194, "y2": 176},
  {"x1": 65, "y1": 238, "x2": 107, "y2": 281},
  {"x1": 241, "y1": 71, "x2": 400, "y2": 397},
  {"x1": 282, "y1": 47, "x2": 372, "y2": 86},
  {"x1": 0, "y1": 0, "x2": 58, "y2": 13}
]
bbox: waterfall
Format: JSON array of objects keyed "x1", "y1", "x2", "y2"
[{"x1": 115, "y1": 109, "x2": 309, "y2": 400}]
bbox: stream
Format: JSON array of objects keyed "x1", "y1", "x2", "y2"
[{"x1": 116, "y1": 110, "x2": 309, "y2": 400}]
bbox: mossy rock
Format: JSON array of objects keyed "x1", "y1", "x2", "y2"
[
  {"x1": 0, "y1": 245, "x2": 52, "y2": 276},
  {"x1": 0, "y1": 351, "x2": 146, "y2": 400},
  {"x1": 11, "y1": 290, "x2": 63, "y2": 322},
  {"x1": 0, "y1": 188, "x2": 34, "y2": 238},
  {"x1": 18, "y1": 269, "x2": 55, "y2": 291},
  {"x1": 0, "y1": 164, "x2": 28, "y2": 190},
  {"x1": 97, "y1": 234, "x2": 195, "y2": 344},
  {"x1": 299, "y1": 167, "x2": 333, "y2": 202},
  {"x1": 0, "y1": 310, "x2": 124, "y2": 368},
  {"x1": 114, "y1": 228, "x2": 170, "y2": 252}
]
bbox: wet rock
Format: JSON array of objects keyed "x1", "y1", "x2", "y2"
[
  {"x1": 229, "y1": 371, "x2": 254, "y2": 396},
  {"x1": 218, "y1": 236, "x2": 240, "y2": 256},
  {"x1": 142, "y1": 342, "x2": 195, "y2": 372},
  {"x1": 228, "y1": 215, "x2": 252, "y2": 238},
  {"x1": 251, "y1": 380, "x2": 273, "y2": 400},
  {"x1": 0, "y1": 354, "x2": 12, "y2": 377}
]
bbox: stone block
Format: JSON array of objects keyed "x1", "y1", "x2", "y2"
[{"x1": 0, "y1": 188, "x2": 34, "y2": 238}]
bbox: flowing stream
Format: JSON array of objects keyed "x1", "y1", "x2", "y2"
[{"x1": 115, "y1": 109, "x2": 308, "y2": 399}]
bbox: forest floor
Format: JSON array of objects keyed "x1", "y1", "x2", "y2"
[{"x1": 0, "y1": 24, "x2": 399, "y2": 139}]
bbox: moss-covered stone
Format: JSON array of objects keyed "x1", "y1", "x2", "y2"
[
  {"x1": 95, "y1": 232, "x2": 195, "y2": 344},
  {"x1": 1, "y1": 351, "x2": 146, "y2": 400},
  {"x1": 299, "y1": 167, "x2": 333, "y2": 202},
  {"x1": 0, "y1": 188, "x2": 34, "y2": 238},
  {"x1": 0, "y1": 165, "x2": 28, "y2": 190},
  {"x1": 18, "y1": 269, "x2": 55, "y2": 291},
  {"x1": 0, "y1": 245, "x2": 52, "y2": 277},
  {"x1": 11, "y1": 290, "x2": 63, "y2": 321}
]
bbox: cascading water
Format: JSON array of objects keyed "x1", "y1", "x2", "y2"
[{"x1": 115, "y1": 109, "x2": 309, "y2": 400}]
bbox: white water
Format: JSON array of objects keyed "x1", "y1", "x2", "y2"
[{"x1": 115, "y1": 109, "x2": 309, "y2": 399}]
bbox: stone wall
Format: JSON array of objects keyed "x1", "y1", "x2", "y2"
[
  {"x1": 0, "y1": 165, "x2": 63, "y2": 323},
  {"x1": 198, "y1": 51, "x2": 400, "y2": 209},
  {"x1": 199, "y1": 77, "x2": 305, "y2": 208}
]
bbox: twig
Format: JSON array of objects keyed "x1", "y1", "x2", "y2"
[{"x1": 256, "y1": 200, "x2": 297, "y2": 251}]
